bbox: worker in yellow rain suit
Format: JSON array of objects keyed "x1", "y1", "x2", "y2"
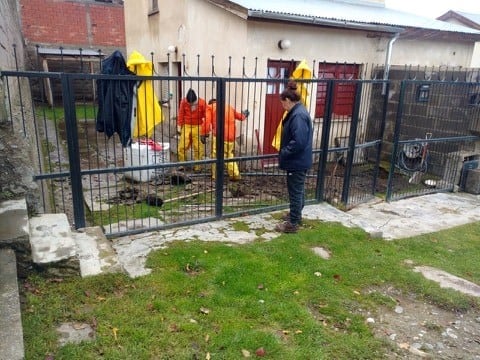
[
  {"x1": 272, "y1": 60, "x2": 312, "y2": 151},
  {"x1": 126, "y1": 51, "x2": 162, "y2": 139},
  {"x1": 177, "y1": 89, "x2": 207, "y2": 172},
  {"x1": 200, "y1": 99, "x2": 249, "y2": 181}
]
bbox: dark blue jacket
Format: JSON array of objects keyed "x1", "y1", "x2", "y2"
[
  {"x1": 96, "y1": 50, "x2": 137, "y2": 147},
  {"x1": 278, "y1": 103, "x2": 313, "y2": 171}
]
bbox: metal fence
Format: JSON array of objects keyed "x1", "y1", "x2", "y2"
[
  {"x1": 386, "y1": 79, "x2": 480, "y2": 201},
  {"x1": 3, "y1": 52, "x2": 480, "y2": 237},
  {"x1": 1, "y1": 68, "x2": 390, "y2": 237}
]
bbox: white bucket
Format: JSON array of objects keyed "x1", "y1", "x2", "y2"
[{"x1": 124, "y1": 141, "x2": 170, "y2": 182}]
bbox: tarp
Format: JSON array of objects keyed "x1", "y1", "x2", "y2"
[
  {"x1": 272, "y1": 60, "x2": 312, "y2": 151},
  {"x1": 127, "y1": 51, "x2": 163, "y2": 139}
]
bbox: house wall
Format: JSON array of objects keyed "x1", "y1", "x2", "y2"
[
  {"x1": 392, "y1": 38, "x2": 474, "y2": 67},
  {"x1": 125, "y1": 0, "x2": 477, "y2": 75},
  {"x1": 438, "y1": 15, "x2": 480, "y2": 68},
  {"x1": 123, "y1": 0, "x2": 479, "y2": 155},
  {"x1": 0, "y1": 0, "x2": 24, "y2": 72},
  {"x1": 0, "y1": 0, "x2": 41, "y2": 212},
  {"x1": 472, "y1": 43, "x2": 480, "y2": 67}
]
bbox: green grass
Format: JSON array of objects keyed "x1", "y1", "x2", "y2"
[
  {"x1": 87, "y1": 203, "x2": 164, "y2": 226},
  {"x1": 35, "y1": 103, "x2": 96, "y2": 121},
  {"x1": 22, "y1": 220, "x2": 480, "y2": 359}
]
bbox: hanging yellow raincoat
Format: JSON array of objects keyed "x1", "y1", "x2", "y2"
[
  {"x1": 272, "y1": 60, "x2": 312, "y2": 150},
  {"x1": 127, "y1": 51, "x2": 163, "y2": 139}
]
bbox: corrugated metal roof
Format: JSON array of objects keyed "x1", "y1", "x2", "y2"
[
  {"x1": 456, "y1": 11, "x2": 480, "y2": 26},
  {"x1": 229, "y1": 0, "x2": 480, "y2": 35}
]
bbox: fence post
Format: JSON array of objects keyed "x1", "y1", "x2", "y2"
[
  {"x1": 372, "y1": 80, "x2": 390, "y2": 196},
  {"x1": 315, "y1": 79, "x2": 334, "y2": 201},
  {"x1": 61, "y1": 73, "x2": 85, "y2": 229},
  {"x1": 214, "y1": 78, "x2": 226, "y2": 217}
]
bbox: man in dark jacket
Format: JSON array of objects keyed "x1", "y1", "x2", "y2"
[{"x1": 276, "y1": 81, "x2": 313, "y2": 233}]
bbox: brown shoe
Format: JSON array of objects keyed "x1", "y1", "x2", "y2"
[
  {"x1": 275, "y1": 221, "x2": 298, "y2": 233},
  {"x1": 282, "y1": 212, "x2": 302, "y2": 224}
]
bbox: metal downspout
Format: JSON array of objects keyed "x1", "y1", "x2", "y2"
[{"x1": 383, "y1": 33, "x2": 400, "y2": 94}]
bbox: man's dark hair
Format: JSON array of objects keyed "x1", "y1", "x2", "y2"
[{"x1": 186, "y1": 89, "x2": 197, "y2": 103}]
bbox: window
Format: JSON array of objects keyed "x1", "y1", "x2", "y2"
[
  {"x1": 416, "y1": 84, "x2": 430, "y2": 103},
  {"x1": 469, "y1": 93, "x2": 480, "y2": 107}
]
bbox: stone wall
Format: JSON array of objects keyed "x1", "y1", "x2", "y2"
[{"x1": 0, "y1": 0, "x2": 40, "y2": 214}]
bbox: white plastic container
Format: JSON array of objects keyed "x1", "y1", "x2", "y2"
[{"x1": 124, "y1": 141, "x2": 170, "y2": 182}]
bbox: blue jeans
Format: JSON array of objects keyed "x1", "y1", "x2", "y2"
[{"x1": 286, "y1": 170, "x2": 307, "y2": 226}]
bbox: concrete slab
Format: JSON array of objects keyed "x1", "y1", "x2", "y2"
[
  {"x1": 73, "y1": 226, "x2": 124, "y2": 277},
  {"x1": 344, "y1": 192, "x2": 480, "y2": 240},
  {"x1": 29, "y1": 213, "x2": 76, "y2": 264},
  {"x1": 414, "y1": 266, "x2": 480, "y2": 297}
]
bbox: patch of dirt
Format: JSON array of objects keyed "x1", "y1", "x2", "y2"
[{"x1": 364, "y1": 287, "x2": 480, "y2": 359}]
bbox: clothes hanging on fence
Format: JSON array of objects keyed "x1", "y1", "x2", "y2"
[
  {"x1": 96, "y1": 50, "x2": 137, "y2": 147},
  {"x1": 272, "y1": 60, "x2": 312, "y2": 151},
  {"x1": 126, "y1": 51, "x2": 163, "y2": 139}
]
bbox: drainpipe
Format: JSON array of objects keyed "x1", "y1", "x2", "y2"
[{"x1": 383, "y1": 33, "x2": 400, "y2": 95}]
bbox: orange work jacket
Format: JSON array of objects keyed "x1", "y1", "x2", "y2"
[
  {"x1": 177, "y1": 98, "x2": 207, "y2": 126},
  {"x1": 201, "y1": 103, "x2": 246, "y2": 142}
]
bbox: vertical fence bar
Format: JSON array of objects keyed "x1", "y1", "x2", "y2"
[{"x1": 61, "y1": 73, "x2": 85, "y2": 228}]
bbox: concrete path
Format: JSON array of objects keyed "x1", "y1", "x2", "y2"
[{"x1": 112, "y1": 192, "x2": 480, "y2": 278}]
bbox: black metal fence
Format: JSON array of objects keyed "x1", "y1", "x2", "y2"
[
  {"x1": 2, "y1": 61, "x2": 479, "y2": 237},
  {"x1": 386, "y1": 79, "x2": 480, "y2": 200}
]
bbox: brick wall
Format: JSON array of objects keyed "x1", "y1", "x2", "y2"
[{"x1": 19, "y1": 0, "x2": 125, "y2": 48}]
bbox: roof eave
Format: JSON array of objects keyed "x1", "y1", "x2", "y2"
[{"x1": 247, "y1": 9, "x2": 404, "y2": 34}]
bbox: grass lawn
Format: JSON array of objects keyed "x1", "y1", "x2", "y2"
[{"x1": 22, "y1": 220, "x2": 480, "y2": 359}]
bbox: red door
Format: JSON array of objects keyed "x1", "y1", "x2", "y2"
[
  {"x1": 263, "y1": 60, "x2": 296, "y2": 157},
  {"x1": 315, "y1": 63, "x2": 359, "y2": 118}
]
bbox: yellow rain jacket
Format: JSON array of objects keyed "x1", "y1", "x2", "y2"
[
  {"x1": 127, "y1": 51, "x2": 163, "y2": 139},
  {"x1": 272, "y1": 60, "x2": 312, "y2": 151}
]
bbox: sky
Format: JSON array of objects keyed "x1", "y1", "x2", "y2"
[{"x1": 384, "y1": 0, "x2": 480, "y2": 19}]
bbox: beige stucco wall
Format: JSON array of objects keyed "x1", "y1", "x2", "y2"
[
  {"x1": 436, "y1": 17, "x2": 480, "y2": 68},
  {"x1": 471, "y1": 43, "x2": 480, "y2": 67},
  {"x1": 392, "y1": 38, "x2": 474, "y2": 67},
  {"x1": 124, "y1": 0, "x2": 476, "y2": 76},
  {"x1": 123, "y1": 0, "x2": 478, "y2": 155}
]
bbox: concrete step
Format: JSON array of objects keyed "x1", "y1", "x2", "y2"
[
  {"x1": 0, "y1": 248, "x2": 25, "y2": 360},
  {"x1": 73, "y1": 226, "x2": 124, "y2": 277},
  {"x1": 29, "y1": 213, "x2": 80, "y2": 277},
  {"x1": 29, "y1": 213, "x2": 123, "y2": 278}
]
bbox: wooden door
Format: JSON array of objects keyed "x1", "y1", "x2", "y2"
[
  {"x1": 263, "y1": 60, "x2": 296, "y2": 156},
  {"x1": 315, "y1": 63, "x2": 359, "y2": 118}
]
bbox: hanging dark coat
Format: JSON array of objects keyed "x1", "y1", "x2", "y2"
[{"x1": 96, "y1": 50, "x2": 137, "y2": 147}]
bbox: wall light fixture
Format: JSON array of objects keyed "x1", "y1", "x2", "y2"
[{"x1": 278, "y1": 39, "x2": 291, "y2": 50}]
